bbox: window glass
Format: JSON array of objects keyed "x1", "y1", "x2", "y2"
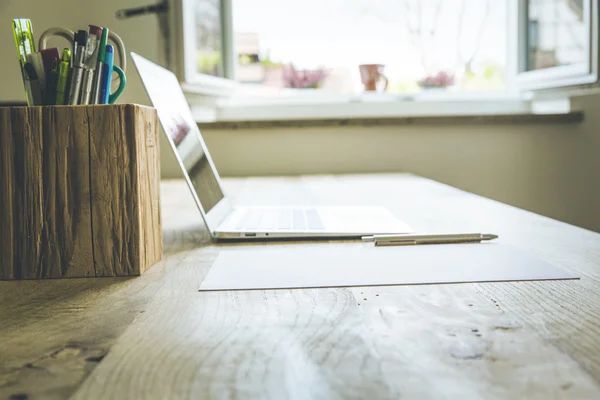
[
  {"x1": 231, "y1": 0, "x2": 507, "y2": 94},
  {"x1": 527, "y1": 0, "x2": 587, "y2": 71},
  {"x1": 196, "y1": 0, "x2": 224, "y2": 77}
]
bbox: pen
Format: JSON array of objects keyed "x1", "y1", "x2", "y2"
[
  {"x1": 86, "y1": 25, "x2": 102, "y2": 62},
  {"x1": 99, "y1": 45, "x2": 115, "y2": 104},
  {"x1": 91, "y1": 27, "x2": 108, "y2": 104},
  {"x1": 23, "y1": 63, "x2": 43, "y2": 106},
  {"x1": 369, "y1": 233, "x2": 499, "y2": 246},
  {"x1": 56, "y1": 48, "x2": 71, "y2": 105},
  {"x1": 80, "y1": 25, "x2": 102, "y2": 104},
  {"x1": 72, "y1": 30, "x2": 78, "y2": 67},
  {"x1": 81, "y1": 69, "x2": 94, "y2": 104},
  {"x1": 67, "y1": 30, "x2": 88, "y2": 105},
  {"x1": 99, "y1": 45, "x2": 126, "y2": 104}
]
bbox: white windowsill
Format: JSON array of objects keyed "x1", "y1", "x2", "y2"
[
  {"x1": 183, "y1": 89, "x2": 575, "y2": 124},
  {"x1": 223, "y1": 93, "x2": 530, "y2": 122}
]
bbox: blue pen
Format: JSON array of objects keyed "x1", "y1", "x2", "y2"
[
  {"x1": 99, "y1": 45, "x2": 114, "y2": 104},
  {"x1": 99, "y1": 45, "x2": 126, "y2": 104}
]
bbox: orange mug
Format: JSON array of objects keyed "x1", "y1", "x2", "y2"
[{"x1": 359, "y1": 64, "x2": 389, "y2": 92}]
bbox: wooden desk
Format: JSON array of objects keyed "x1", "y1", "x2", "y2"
[{"x1": 2, "y1": 175, "x2": 600, "y2": 399}]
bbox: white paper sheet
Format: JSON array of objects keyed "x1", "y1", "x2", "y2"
[{"x1": 199, "y1": 244, "x2": 578, "y2": 291}]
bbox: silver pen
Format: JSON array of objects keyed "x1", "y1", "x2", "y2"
[
  {"x1": 80, "y1": 69, "x2": 94, "y2": 104},
  {"x1": 91, "y1": 61, "x2": 105, "y2": 104},
  {"x1": 82, "y1": 25, "x2": 101, "y2": 104},
  {"x1": 91, "y1": 27, "x2": 108, "y2": 104},
  {"x1": 67, "y1": 30, "x2": 88, "y2": 105},
  {"x1": 365, "y1": 233, "x2": 498, "y2": 246}
]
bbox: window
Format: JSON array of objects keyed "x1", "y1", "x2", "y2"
[
  {"x1": 171, "y1": 0, "x2": 598, "y2": 100},
  {"x1": 516, "y1": 0, "x2": 599, "y2": 89},
  {"x1": 232, "y1": 0, "x2": 509, "y2": 95},
  {"x1": 195, "y1": 0, "x2": 223, "y2": 77}
]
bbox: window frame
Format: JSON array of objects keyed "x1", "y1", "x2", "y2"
[
  {"x1": 169, "y1": 0, "x2": 236, "y2": 84},
  {"x1": 515, "y1": 0, "x2": 599, "y2": 90}
]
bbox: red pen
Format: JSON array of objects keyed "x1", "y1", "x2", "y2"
[{"x1": 39, "y1": 48, "x2": 59, "y2": 104}]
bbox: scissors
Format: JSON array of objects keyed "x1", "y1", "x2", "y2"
[{"x1": 38, "y1": 26, "x2": 126, "y2": 81}]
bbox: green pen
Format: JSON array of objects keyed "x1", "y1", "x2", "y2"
[{"x1": 56, "y1": 48, "x2": 71, "y2": 105}]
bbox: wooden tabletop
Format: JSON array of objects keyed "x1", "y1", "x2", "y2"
[{"x1": 1, "y1": 174, "x2": 600, "y2": 399}]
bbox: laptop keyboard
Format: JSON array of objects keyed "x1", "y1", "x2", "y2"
[{"x1": 235, "y1": 208, "x2": 325, "y2": 231}]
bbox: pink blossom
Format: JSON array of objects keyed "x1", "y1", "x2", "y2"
[
  {"x1": 282, "y1": 64, "x2": 328, "y2": 89},
  {"x1": 418, "y1": 71, "x2": 455, "y2": 88}
]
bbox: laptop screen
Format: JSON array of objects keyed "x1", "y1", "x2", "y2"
[{"x1": 132, "y1": 54, "x2": 224, "y2": 214}]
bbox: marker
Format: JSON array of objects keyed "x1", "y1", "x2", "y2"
[
  {"x1": 56, "y1": 48, "x2": 71, "y2": 105},
  {"x1": 40, "y1": 48, "x2": 59, "y2": 105},
  {"x1": 91, "y1": 27, "x2": 108, "y2": 104},
  {"x1": 12, "y1": 19, "x2": 35, "y2": 67},
  {"x1": 12, "y1": 19, "x2": 36, "y2": 105},
  {"x1": 67, "y1": 30, "x2": 88, "y2": 105},
  {"x1": 39, "y1": 48, "x2": 59, "y2": 75},
  {"x1": 45, "y1": 58, "x2": 59, "y2": 105}
]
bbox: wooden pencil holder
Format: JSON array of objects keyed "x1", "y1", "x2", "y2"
[{"x1": 0, "y1": 104, "x2": 162, "y2": 279}]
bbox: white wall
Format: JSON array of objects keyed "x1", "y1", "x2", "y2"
[
  {"x1": 0, "y1": 0, "x2": 161, "y2": 104},
  {"x1": 198, "y1": 94, "x2": 600, "y2": 233}
]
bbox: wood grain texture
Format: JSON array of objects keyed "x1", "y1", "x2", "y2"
[
  {"x1": 0, "y1": 107, "x2": 94, "y2": 279},
  {"x1": 0, "y1": 264, "x2": 169, "y2": 399},
  {"x1": 73, "y1": 177, "x2": 600, "y2": 399},
  {"x1": 0, "y1": 107, "x2": 16, "y2": 279},
  {"x1": 42, "y1": 107, "x2": 95, "y2": 278},
  {"x1": 88, "y1": 104, "x2": 162, "y2": 277},
  {"x1": 2, "y1": 175, "x2": 600, "y2": 399},
  {"x1": 0, "y1": 104, "x2": 161, "y2": 279},
  {"x1": 129, "y1": 105, "x2": 162, "y2": 275}
]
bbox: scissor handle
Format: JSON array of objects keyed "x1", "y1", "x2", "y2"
[
  {"x1": 108, "y1": 65, "x2": 127, "y2": 104},
  {"x1": 108, "y1": 31, "x2": 127, "y2": 78},
  {"x1": 39, "y1": 27, "x2": 126, "y2": 80},
  {"x1": 39, "y1": 27, "x2": 74, "y2": 50}
]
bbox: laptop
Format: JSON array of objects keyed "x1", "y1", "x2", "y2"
[{"x1": 131, "y1": 52, "x2": 412, "y2": 240}]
